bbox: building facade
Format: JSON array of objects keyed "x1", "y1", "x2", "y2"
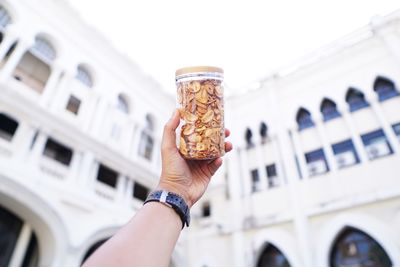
[
  {"x1": 0, "y1": 0, "x2": 184, "y2": 266},
  {"x1": 187, "y1": 10, "x2": 400, "y2": 267}
]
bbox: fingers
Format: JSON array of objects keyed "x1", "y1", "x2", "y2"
[
  {"x1": 208, "y1": 158, "x2": 223, "y2": 176},
  {"x1": 225, "y1": 128, "x2": 230, "y2": 138},
  {"x1": 225, "y1": 141, "x2": 233, "y2": 153},
  {"x1": 161, "y1": 109, "x2": 180, "y2": 152}
]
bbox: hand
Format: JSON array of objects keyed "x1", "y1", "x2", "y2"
[{"x1": 158, "y1": 109, "x2": 233, "y2": 208}]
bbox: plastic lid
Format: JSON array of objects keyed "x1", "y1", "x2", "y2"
[{"x1": 175, "y1": 66, "x2": 224, "y2": 77}]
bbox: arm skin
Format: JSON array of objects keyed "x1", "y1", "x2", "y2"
[{"x1": 82, "y1": 109, "x2": 233, "y2": 267}]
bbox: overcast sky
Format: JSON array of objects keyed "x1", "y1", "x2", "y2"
[{"x1": 67, "y1": 0, "x2": 399, "y2": 95}]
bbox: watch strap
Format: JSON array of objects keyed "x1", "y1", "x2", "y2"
[{"x1": 144, "y1": 190, "x2": 190, "y2": 229}]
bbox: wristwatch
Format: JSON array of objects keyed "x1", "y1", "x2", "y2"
[{"x1": 144, "y1": 190, "x2": 190, "y2": 229}]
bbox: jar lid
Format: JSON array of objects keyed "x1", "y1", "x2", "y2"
[{"x1": 175, "y1": 66, "x2": 224, "y2": 77}]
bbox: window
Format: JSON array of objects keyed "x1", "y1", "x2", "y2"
[
  {"x1": 96, "y1": 164, "x2": 118, "y2": 188},
  {"x1": 202, "y1": 202, "x2": 211, "y2": 217},
  {"x1": 65, "y1": 95, "x2": 81, "y2": 115},
  {"x1": 296, "y1": 108, "x2": 314, "y2": 130},
  {"x1": 133, "y1": 182, "x2": 149, "y2": 202},
  {"x1": 320, "y1": 98, "x2": 341, "y2": 122},
  {"x1": 117, "y1": 94, "x2": 129, "y2": 114},
  {"x1": 43, "y1": 138, "x2": 73, "y2": 166},
  {"x1": 0, "y1": 6, "x2": 12, "y2": 29},
  {"x1": 393, "y1": 123, "x2": 400, "y2": 142},
  {"x1": 0, "y1": 113, "x2": 18, "y2": 141},
  {"x1": 361, "y1": 129, "x2": 393, "y2": 160},
  {"x1": 332, "y1": 140, "x2": 360, "y2": 169},
  {"x1": 373, "y1": 76, "x2": 399, "y2": 101},
  {"x1": 305, "y1": 149, "x2": 329, "y2": 177},
  {"x1": 76, "y1": 65, "x2": 93, "y2": 88},
  {"x1": 30, "y1": 37, "x2": 56, "y2": 63},
  {"x1": 245, "y1": 128, "x2": 254, "y2": 148},
  {"x1": 256, "y1": 244, "x2": 291, "y2": 267},
  {"x1": 266, "y1": 164, "x2": 280, "y2": 188},
  {"x1": 251, "y1": 169, "x2": 261, "y2": 192},
  {"x1": 345, "y1": 88, "x2": 369, "y2": 112},
  {"x1": 260, "y1": 122, "x2": 268, "y2": 143},
  {"x1": 2, "y1": 41, "x2": 16, "y2": 62},
  {"x1": 330, "y1": 227, "x2": 392, "y2": 267},
  {"x1": 139, "y1": 114, "x2": 155, "y2": 160}
]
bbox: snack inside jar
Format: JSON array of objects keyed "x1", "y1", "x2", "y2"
[{"x1": 176, "y1": 67, "x2": 225, "y2": 160}]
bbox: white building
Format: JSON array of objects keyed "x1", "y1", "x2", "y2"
[
  {"x1": 188, "y1": 9, "x2": 400, "y2": 267},
  {"x1": 1, "y1": 1, "x2": 400, "y2": 267},
  {"x1": 0, "y1": 0, "x2": 184, "y2": 266}
]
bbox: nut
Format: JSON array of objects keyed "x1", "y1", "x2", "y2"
[{"x1": 177, "y1": 78, "x2": 224, "y2": 160}]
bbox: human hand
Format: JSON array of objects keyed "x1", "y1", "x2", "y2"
[{"x1": 157, "y1": 109, "x2": 233, "y2": 208}]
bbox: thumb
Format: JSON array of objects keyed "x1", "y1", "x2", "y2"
[{"x1": 161, "y1": 109, "x2": 180, "y2": 152}]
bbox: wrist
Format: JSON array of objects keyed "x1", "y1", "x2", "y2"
[{"x1": 156, "y1": 181, "x2": 192, "y2": 208}]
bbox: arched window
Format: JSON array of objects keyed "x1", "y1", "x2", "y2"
[
  {"x1": 320, "y1": 98, "x2": 341, "y2": 122},
  {"x1": 260, "y1": 122, "x2": 268, "y2": 143},
  {"x1": 76, "y1": 65, "x2": 93, "y2": 88},
  {"x1": 117, "y1": 94, "x2": 129, "y2": 114},
  {"x1": 81, "y1": 239, "x2": 108, "y2": 264},
  {"x1": 0, "y1": 6, "x2": 12, "y2": 30},
  {"x1": 256, "y1": 244, "x2": 291, "y2": 267},
  {"x1": 373, "y1": 76, "x2": 399, "y2": 102},
  {"x1": 245, "y1": 128, "x2": 253, "y2": 148},
  {"x1": 139, "y1": 114, "x2": 155, "y2": 160},
  {"x1": 0, "y1": 112, "x2": 19, "y2": 141},
  {"x1": 296, "y1": 108, "x2": 314, "y2": 130},
  {"x1": 0, "y1": 206, "x2": 39, "y2": 267},
  {"x1": 13, "y1": 36, "x2": 56, "y2": 93},
  {"x1": 330, "y1": 227, "x2": 392, "y2": 267},
  {"x1": 345, "y1": 88, "x2": 369, "y2": 112}
]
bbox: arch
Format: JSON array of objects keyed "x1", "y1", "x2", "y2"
[
  {"x1": 0, "y1": 112, "x2": 19, "y2": 141},
  {"x1": 117, "y1": 93, "x2": 130, "y2": 114},
  {"x1": 345, "y1": 88, "x2": 369, "y2": 112},
  {"x1": 245, "y1": 128, "x2": 253, "y2": 148},
  {"x1": 260, "y1": 122, "x2": 268, "y2": 140},
  {"x1": 76, "y1": 64, "x2": 94, "y2": 88},
  {"x1": 256, "y1": 244, "x2": 291, "y2": 267},
  {"x1": 0, "y1": 4, "x2": 12, "y2": 29},
  {"x1": 320, "y1": 98, "x2": 341, "y2": 122},
  {"x1": 296, "y1": 107, "x2": 314, "y2": 130},
  {"x1": 0, "y1": 173, "x2": 69, "y2": 267},
  {"x1": 31, "y1": 35, "x2": 57, "y2": 63},
  {"x1": 315, "y1": 213, "x2": 400, "y2": 267},
  {"x1": 373, "y1": 76, "x2": 399, "y2": 101},
  {"x1": 77, "y1": 226, "x2": 119, "y2": 265},
  {"x1": 330, "y1": 226, "x2": 392, "y2": 267},
  {"x1": 253, "y1": 229, "x2": 301, "y2": 267}
]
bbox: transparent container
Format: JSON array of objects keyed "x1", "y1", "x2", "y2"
[{"x1": 176, "y1": 66, "x2": 225, "y2": 160}]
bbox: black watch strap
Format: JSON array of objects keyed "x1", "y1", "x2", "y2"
[{"x1": 144, "y1": 190, "x2": 190, "y2": 229}]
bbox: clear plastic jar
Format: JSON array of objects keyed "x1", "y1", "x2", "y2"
[{"x1": 176, "y1": 66, "x2": 225, "y2": 160}]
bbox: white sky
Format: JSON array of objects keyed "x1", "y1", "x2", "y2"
[{"x1": 67, "y1": 0, "x2": 399, "y2": 95}]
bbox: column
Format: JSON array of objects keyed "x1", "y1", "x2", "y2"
[
  {"x1": 67, "y1": 151, "x2": 83, "y2": 185},
  {"x1": 315, "y1": 118, "x2": 338, "y2": 172},
  {"x1": 339, "y1": 104, "x2": 369, "y2": 163},
  {"x1": 90, "y1": 97, "x2": 109, "y2": 137},
  {"x1": 238, "y1": 147, "x2": 252, "y2": 196},
  {"x1": 130, "y1": 123, "x2": 142, "y2": 161},
  {"x1": 226, "y1": 150, "x2": 246, "y2": 267},
  {"x1": 151, "y1": 137, "x2": 161, "y2": 171},
  {"x1": 40, "y1": 64, "x2": 64, "y2": 106},
  {"x1": 270, "y1": 135, "x2": 287, "y2": 186},
  {"x1": 115, "y1": 175, "x2": 127, "y2": 204},
  {"x1": 12, "y1": 124, "x2": 37, "y2": 162},
  {"x1": 290, "y1": 128, "x2": 309, "y2": 179},
  {"x1": 125, "y1": 179, "x2": 134, "y2": 206},
  {"x1": 0, "y1": 39, "x2": 32, "y2": 82},
  {"x1": 367, "y1": 95, "x2": 400, "y2": 154},
  {"x1": 77, "y1": 152, "x2": 96, "y2": 190},
  {"x1": 268, "y1": 82, "x2": 313, "y2": 267},
  {"x1": 8, "y1": 223, "x2": 32, "y2": 267},
  {"x1": 0, "y1": 31, "x2": 18, "y2": 62},
  {"x1": 29, "y1": 132, "x2": 47, "y2": 168}
]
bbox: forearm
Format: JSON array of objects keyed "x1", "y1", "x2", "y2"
[{"x1": 82, "y1": 202, "x2": 181, "y2": 267}]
